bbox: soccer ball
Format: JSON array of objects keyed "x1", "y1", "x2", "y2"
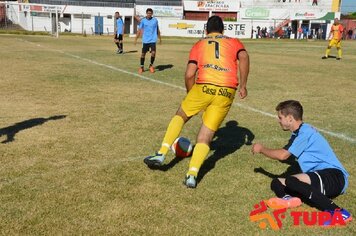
[{"x1": 171, "y1": 137, "x2": 193, "y2": 158}]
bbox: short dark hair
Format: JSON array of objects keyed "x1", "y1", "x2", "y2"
[
  {"x1": 146, "y1": 8, "x2": 153, "y2": 13},
  {"x1": 206, "y1": 15, "x2": 224, "y2": 34},
  {"x1": 275, "y1": 100, "x2": 303, "y2": 121}
]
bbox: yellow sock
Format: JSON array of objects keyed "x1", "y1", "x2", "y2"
[
  {"x1": 158, "y1": 115, "x2": 184, "y2": 155},
  {"x1": 325, "y1": 48, "x2": 330, "y2": 57},
  {"x1": 337, "y1": 48, "x2": 342, "y2": 58},
  {"x1": 187, "y1": 143, "x2": 210, "y2": 177}
]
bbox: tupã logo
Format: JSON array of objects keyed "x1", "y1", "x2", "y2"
[
  {"x1": 249, "y1": 200, "x2": 286, "y2": 230},
  {"x1": 250, "y1": 200, "x2": 349, "y2": 230}
]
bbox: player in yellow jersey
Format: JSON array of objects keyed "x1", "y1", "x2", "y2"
[
  {"x1": 143, "y1": 16, "x2": 250, "y2": 188},
  {"x1": 322, "y1": 18, "x2": 344, "y2": 60}
]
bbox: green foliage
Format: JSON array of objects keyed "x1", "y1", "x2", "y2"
[{"x1": 342, "y1": 12, "x2": 356, "y2": 19}]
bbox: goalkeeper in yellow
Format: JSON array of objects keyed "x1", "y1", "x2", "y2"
[
  {"x1": 322, "y1": 18, "x2": 344, "y2": 60},
  {"x1": 143, "y1": 16, "x2": 250, "y2": 188}
]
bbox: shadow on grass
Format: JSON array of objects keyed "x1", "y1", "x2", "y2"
[
  {"x1": 197, "y1": 120, "x2": 255, "y2": 184},
  {"x1": 0, "y1": 115, "x2": 66, "y2": 143},
  {"x1": 147, "y1": 157, "x2": 185, "y2": 172},
  {"x1": 155, "y1": 64, "x2": 173, "y2": 71},
  {"x1": 122, "y1": 50, "x2": 137, "y2": 54},
  {"x1": 253, "y1": 156, "x2": 301, "y2": 179},
  {"x1": 149, "y1": 120, "x2": 255, "y2": 177}
]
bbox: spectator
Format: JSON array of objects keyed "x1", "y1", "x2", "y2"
[
  {"x1": 303, "y1": 26, "x2": 309, "y2": 39},
  {"x1": 312, "y1": 0, "x2": 318, "y2": 6},
  {"x1": 317, "y1": 27, "x2": 323, "y2": 39},
  {"x1": 347, "y1": 29, "x2": 353, "y2": 40},
  {"x1": 287, "y1": 26, "x2": 292, "y2": 39},
  {"x1": 298, "y1": 26, "x2": 303, "y2": 39}
]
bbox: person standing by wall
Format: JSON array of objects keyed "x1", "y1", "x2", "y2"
[
  {"x1": 134, "y1": 8, "x2": 162, "y2": 74},
  {"x1": 114, "y1": 11, "x2": 124, "y2": 54}
]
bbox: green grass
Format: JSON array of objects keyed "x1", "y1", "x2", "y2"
[{"x1": 0, "y1": 34, "x2": 355, "y2": 235}]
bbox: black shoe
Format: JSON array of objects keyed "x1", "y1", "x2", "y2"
[
  {"x1": 336, "y1": 57, "x2": 341, "y2": 60},
  {"x1": 321, "y1": 56, "x2": 328, "y2": 59},
  {"x1": 143, "y1": 153, "x2": 164, "y2": 168}
]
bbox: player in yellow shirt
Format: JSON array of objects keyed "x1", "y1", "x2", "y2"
[
  {"x1": 143, "y1": 16, "x2": 250, "y2": 188},
  {"x1": 322, "y1": 18, "x2": 344, "y2": 60}
]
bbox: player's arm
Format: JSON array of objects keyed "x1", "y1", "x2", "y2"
[
  {"x1": 238, "y1": 50, "x2": 249, "y2": 99},
  {"x1": 327, "y1": 29, "x2": 333, "y2": 41},
  {"x1": 185, "y1": 62, "x2": 197, "y2": 93},
  {"x1": 157, "y1": 26, "x2": 162, "y2": 44},
  {"x1": 114, "y1": 23, "x2": 118, "y2": 41},
  {"x1": 339, "y1": 25, "x2": 344, "y2": 41},
  {"x1": 134, "y1": 29, "x2": 141, "y2": 45},
  {"x1": 134, "y1": 15, "x2": 141, "y2": 23},
  {"x1": 252, "y1": 143, "x2": 291, "y2": 161}
]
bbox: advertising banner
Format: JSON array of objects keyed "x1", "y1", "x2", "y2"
[
  {"x1": 183, "y1": 0, "x2": 239, "y2": 12},
  {"x1": 136, "y1": 5, "x2": 183, "y2": 18},
  {"x1": 160, "y1": 19, "x2": 251, "y2": 39},
  {"x1": 290, "y1": 9, "x2": 330, "y2": 20}
]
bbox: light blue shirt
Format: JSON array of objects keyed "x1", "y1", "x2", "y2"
[
  {"x1": 139, "y1": 17, "x2": 159, "y2": 44},
  {"x1": 116, "y1": 18, "x2": 124, "y2": 35},
  {"x1": 285, "y1": 123, "x2": 349, "y2": 193}
]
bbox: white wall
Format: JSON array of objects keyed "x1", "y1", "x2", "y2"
[{"x1": 5, "y1": 2, "x2": 134, "y2": 34}]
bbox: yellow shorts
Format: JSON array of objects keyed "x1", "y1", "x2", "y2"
[
  {"x1": 328, "y1": 39, "x2": 341, "y2": 48},
  {"x1": 181, "y1": 84, "x2": 236, "y2": 131}
]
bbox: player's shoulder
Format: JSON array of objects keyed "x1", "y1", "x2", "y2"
[{"x1": 217, "y1": 35, "x2": 243, "y2": 43}]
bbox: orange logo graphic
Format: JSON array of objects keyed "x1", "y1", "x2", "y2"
[{"x1": 249, "y1": 201, "x2": 286, "y2": 230}]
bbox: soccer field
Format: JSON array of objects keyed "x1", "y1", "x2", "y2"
[{"x1": 0, "y1": 34, "x2": 355, "y2": 235}]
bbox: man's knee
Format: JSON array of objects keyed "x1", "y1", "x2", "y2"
[
  {"x1": 196, "y1": 124, "x2": 215, "y2": 144},
  {"x1": 176, "y1": 107, "x2": 190, "y2": 123},
  {"x1": 271, "y1": 178, "x2": 283, "y2": 191},
  {"x1": 285, "y1": 176, "x2": 301, "y2": 189}
]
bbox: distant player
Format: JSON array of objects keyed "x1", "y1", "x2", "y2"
[
  {"x1": 252, "y1": 100, "x2": 351, "y2": 226},
  {"x1": 322, "y1": 18, "x2": 344, "y2": 60},
  {"x1": 143, "y1": 16, "x2": 250, "y2": 188},
  {"x1": 114, "y1": 11, "x2": 124, "y2": 54},
  {"x1": 134, "y1": 8, "x2": 161, "y2": 74}
]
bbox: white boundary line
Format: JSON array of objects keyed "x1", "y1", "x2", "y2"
[{"x1": 19, "y1": 38, "x2": 356, "y2": 144}]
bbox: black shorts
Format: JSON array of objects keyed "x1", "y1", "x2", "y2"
[
  {"x1": 142, "y1": 43, "x2": 156, "y2": 53},
  {"x1": 307, "y1": 168, "x2": 345, "y2": 198},
  {"x1": 114, "y1": 34, "x2": 123, "y2": 41}
]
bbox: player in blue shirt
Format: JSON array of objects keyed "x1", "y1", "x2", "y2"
[
  {"x1": 252, "y1": 100, "x2": 351, "y2": 226},
  {"x1": 134, "y1": 8, "x2": 162, "y2": 74},
  {"x1": 114, "y1": 12, "x2": 124, "y2": 54}
]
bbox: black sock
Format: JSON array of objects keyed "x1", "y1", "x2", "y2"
[
  {"x1": 150, "y1": 56, "x2": 155, "y2": 65},
  {"x1": 140, "y1": 57, "x2": 145, "y2": 68},
  {"x1": 119, "y1": 43, "x2": 123, "y2": 51},
  {"x1": 116, "y1": 43, "x2": 120, "y2": 49},
  {"x1": 285, "y1": 176, "x2": 340, "y2": 211},
  {"x1": 271, "y1": 178, "x2": 287, "y2": 198}
]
